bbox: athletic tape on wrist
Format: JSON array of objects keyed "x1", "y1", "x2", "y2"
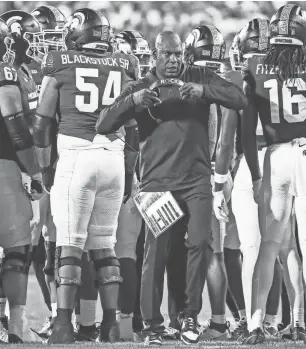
[{"x1": 214, "y1": 172, "x2": 228, "y2": 184}]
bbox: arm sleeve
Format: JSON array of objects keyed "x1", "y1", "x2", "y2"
[{"x1": 202, "y1": 67, "x2": 248, "y2": 110}]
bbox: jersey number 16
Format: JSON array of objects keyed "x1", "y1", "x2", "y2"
[
  {"x1": 264, "y1": 78, "x2": 306, "y2": 124},
  {"x1": 75, "y1": 67, "x2": 121, "y2": 113}
]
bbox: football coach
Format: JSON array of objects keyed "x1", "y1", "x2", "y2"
[{"x1": 96, "y1": 31, "x2": 247, "y2": 345}]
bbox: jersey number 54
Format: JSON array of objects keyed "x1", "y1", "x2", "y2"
[{"x1": 75, "y1": 67, "x2": 121, "y2": 113}]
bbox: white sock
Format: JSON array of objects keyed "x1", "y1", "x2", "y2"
[
  {"x1": 292, "y1": 308, "x2": 305, "y2": 329},
  {"x1": 264, "y1": 314, "x2": 277, "y2": 328},
  {"x1": 9, "y1": 305, "x2": 27, "y2": 339},
  {"x1": 239, "y1": 309, "x2": 246, "y2": 319},
  {"x1": 0, "y1": 298, "x2": 6, "y2": 317},
  {"x1": 80, "y1": 300, "x2": 96, "y2": 326},
  {"x1": 211, "y1": 314, "x2": 226, "y2": 324},
  {"x1": 250, "y1": 309, "x2": 264, "y2": 331},
  {"x1": 51, "y1": 303, "x2": 57, "y2": 318},
  {"x1": 10, "y1": 305, "x2": 26, "y2": 323}
]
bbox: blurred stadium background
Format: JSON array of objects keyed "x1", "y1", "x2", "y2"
[{"x1": 2, "y1": 1, "x2": 306, "y2": 54}]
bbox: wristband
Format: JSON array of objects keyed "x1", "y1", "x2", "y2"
[
  {"x1": 214, "y1": 172, "x2": 228, "y2": 184},
  {"x1": 31, "y1": 172, "x2": 42, "y2": 181},
  {"x1": 213, "y1": 190, "x2": 223, "y2": 197}
]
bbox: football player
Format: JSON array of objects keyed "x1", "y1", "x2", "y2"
[
  {"x1": 225, "y1": 5, "x2": 306, "y2": 343},
  {"x1": 32, "y1": 8, "x2": 140, "y2": 344},
  {"x1": 183, "y1": 24, "x2": 241, "y2": 341},
  {"x1": 213, "y1": 18, "x2": 298, "y2": 341},
  {"x1": 114, "y1": 30, "x2": 152, "y2": 76},
  {"x1": 0, "y1": 13, "x2": 44, "y2": 342},
  {"x1": 113, "y1": 29, "x2": 153, "y2": 342},
  {"x1": 29, "y1": 5, "x2": 67, "y2": 337}
]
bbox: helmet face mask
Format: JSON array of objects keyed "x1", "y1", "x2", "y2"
[
  {"x1": 2, "y1": 36, "x2": 15, "y2": 64},
  {"x1": 1, "y1": 11, "x2": 44, "y2": 64},
  {"x1": 31, "y1": 6, "x2": 68, "y2": 57}
]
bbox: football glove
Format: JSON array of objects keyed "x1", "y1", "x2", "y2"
[
  {"x1": 24, "y1": 173, "x2": 44, "y2": 201},
  {"x1": 213, "y1": 190, "x2": 229, "y2": 222}
]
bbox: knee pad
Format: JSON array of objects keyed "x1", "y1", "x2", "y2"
[
  {"x1": 44, "y1": 241, "x2": 56, "y2": 276},
  {"x1": 54, "y1": 247, "x2": 82, "y2": 288},
  {"x1": 2, "y1": 245, "x2": 31, "y2": 275},
  {"x1": 91, "y1": 256, "x2": 122, "y2": 288}
]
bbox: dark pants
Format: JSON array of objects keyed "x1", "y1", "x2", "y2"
[{"x1": 140, "y1": 185, "x2": 213, "y2": 329}]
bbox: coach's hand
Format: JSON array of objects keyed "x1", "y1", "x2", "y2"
[
  {"x1": 252, "y1": 178, "x2": 262, "y2": 204},
  {"x1": 213, "y1": 190, "x2": 229, "y2": 222},
  {"x1": 132, "y1": 89, "x2": 161, "y2": 109},
  {"x1": 180, "y1": 83, "x2": 204, "y2": 100}
]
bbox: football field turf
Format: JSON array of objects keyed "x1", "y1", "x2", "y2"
[{"x1": 23, "y1": 268, "x2": 296, "y2": 349}]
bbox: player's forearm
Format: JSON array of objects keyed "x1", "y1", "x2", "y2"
[
  {"x1": 124, "y1": 125, "x2": 139, "y2": 177},
  {"x1": 4, "y1": 111, "x2": 40, "y2": 176},
  {"x1": 32, "y1": 113, "x2": 54, "y2": 170},
  {"x1": 242, "y1": 133, "x2": 261, "y2": 181},
  {"x1": 96, "y1": 94, "x2": 136, "y2": 135},
  {"x1": 214, "y1": 143, "x2": 234, "y2": 192},
  {"x1": 203, "y1": 73, "x2": 248, "y2": 110}
]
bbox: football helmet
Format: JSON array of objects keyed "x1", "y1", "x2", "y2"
[
  {"x1": 0, "y1": 10, "x2": 43, "y2": 64},
  {"x1": 114, "y1": 30, "x2": 152, "y2": 75},
  {"x1": 0, "y1": 19, "x2": 15, "y2": 64},
  {"x1": 183, "y1": 25, "x2": 226, "y2": 72},
  {"x1": 31, "y1": 5, "x2": 67, "y2": 53},
  {"x1": 270, "y1": 4, "x2": 306, "y2": 46},
  {"x1": 229, "y1": 18, "x2": 269, "y2": 71},
  {"x1": 64, "y1": 8, "x2": 111, "y2": 53}
]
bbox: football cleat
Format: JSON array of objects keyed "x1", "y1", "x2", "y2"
[
  {"x1": 263, "y1": 322, "x2": 279, "y2": 340},
  {"x1": 180, "y1": 315, "x2": 199, "y2": 344},
  {"x1": 230, "y1": 317, "x2": 247, "y2": 342},
  {"x1": 75, "y1": 323, "x2": 99, "y2": 341},
  {"x1": 47, "y1": 318, "x2": 75, "y2": 344},
  {"x1": 242, "y1": 327, "x2": 265, "y2": 345},
  {"x1": 9, "y1": 319, "x2": 43, "y2": 343},
  {"x1": 200, "y1": 319, "x2": 231, "y2": 341},
  {"x1": 144, "y1": 332, "x2": 163, "y2": 346},
  {"x1": 162, "y1": 326, "x2": 179, "y2": 340},
  {"x1": 98, "y1": 320, "x2": 120, "y2": 343},
  {"x1": 283, "y1": 326, "x2": 306, "y2": 342}
]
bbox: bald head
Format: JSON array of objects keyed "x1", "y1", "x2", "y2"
[
  {"x1": 154, "y1": 31, "x2": 183, "y2": 79},
  {"x1": 155, "y1": 31, "x2": 182, "y2": 51}
]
